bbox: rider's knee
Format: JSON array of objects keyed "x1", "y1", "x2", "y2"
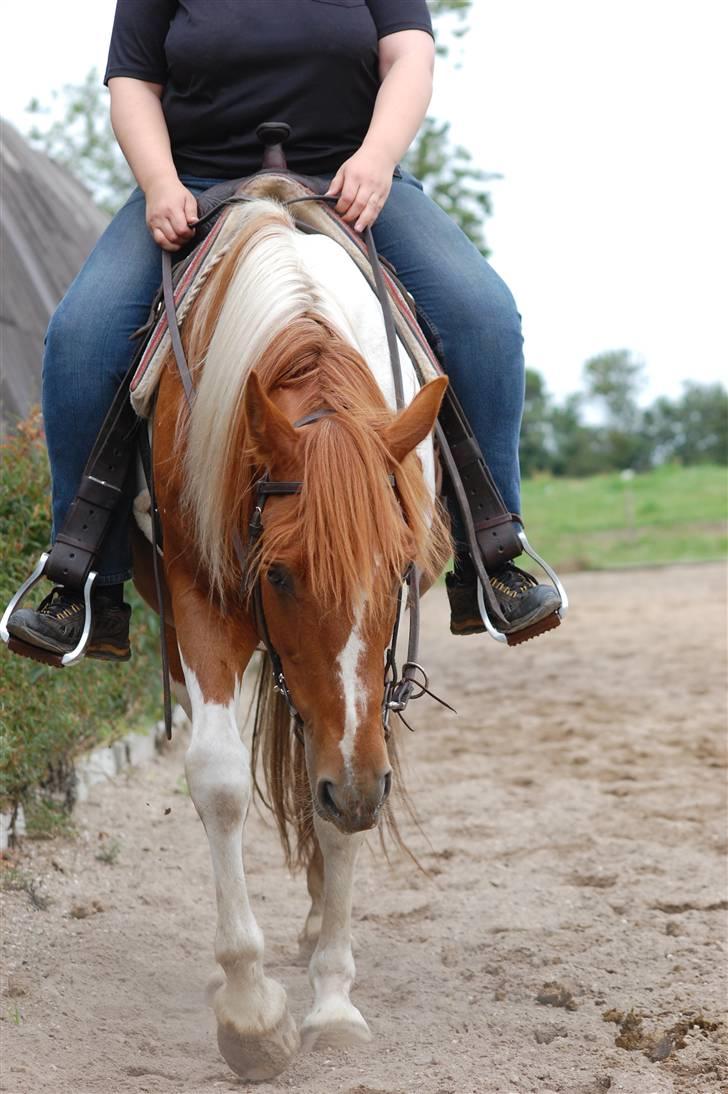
[{"x1": 43, "y1": 294, "x2": 88, "y2": 372}]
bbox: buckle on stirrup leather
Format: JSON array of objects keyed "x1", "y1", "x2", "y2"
[
  {"x1": 476, "y1": 531, "x2": 569, "y2": 646},
  {"x1": 0, "y1": 552, "x2": 98, "y2": 668}
]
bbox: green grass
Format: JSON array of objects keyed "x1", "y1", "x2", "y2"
[
  {"x1": 520, "y1": 464, "x2": 727, "y2": 571},
  {"x1": 0, "y1": 415, "x2": 162, "y2": 815}
]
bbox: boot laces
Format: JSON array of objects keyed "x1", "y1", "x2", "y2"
[
  {"x1": 490, "y1": 563, "x2": 538, "y2": 600},
  {"x1": 38, "y1": 588, "x2": 84, "y2": 621}
]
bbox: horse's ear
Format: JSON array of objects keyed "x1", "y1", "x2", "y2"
[
  {"x1": 381, "y1": 376, "x2": 448, "y2": 465},
  {"x1": 243, "y1": 371, "x2": 298, "y2": 465}
]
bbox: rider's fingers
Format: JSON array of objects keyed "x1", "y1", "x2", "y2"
[
  {"x1": 334, "y1": 175, "x2": 360, "y2": 216},
  {"x1": 184, "y1": 192, "x2": 199, "y2": 228},
  {"x1": 169, "y1": 204, "x2": 195, "y2": 239},
  {"x1": 325, "y1": 169, "x2": 344, "y2": 198},
  {"x1": 342, "y1": 186, "x2": 370, "y2": 224},
  {"x1": 354, "y1": 193, "x2": 385, "y2": 233},
  {"x1": 152, "y1": 225, "x2": 181, "y2": 252}
]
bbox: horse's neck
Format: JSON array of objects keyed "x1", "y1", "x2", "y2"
[
  {"x1": 290, "y1": 233, "x2": 416, "y2": 411},
  {"x1": 290, "y1": 232, "x2": 436, "y2": 501}
]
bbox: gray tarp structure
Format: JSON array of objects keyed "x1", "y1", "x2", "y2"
[{"x1": 0, "y1": 118, "x2": 108, "y2": 431}]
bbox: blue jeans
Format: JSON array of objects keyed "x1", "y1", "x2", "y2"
[{"x1": 42, "y1": 169, "x2": 524, "y2": 583}]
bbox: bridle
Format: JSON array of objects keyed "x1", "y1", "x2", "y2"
[
  {"x1": 233, "y1": 411, "x2": 429, "y2": 746},
  {"x1": 160, "y1": 192, "x2": 445, "y2": 743}
]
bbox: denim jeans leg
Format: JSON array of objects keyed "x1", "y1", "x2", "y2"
[
  {"x1": 371, "y1": 169, "x2": 525, "y2": 525},
  {"x1": 41, "y1": 177, "x2": 225, "y2": 585}
]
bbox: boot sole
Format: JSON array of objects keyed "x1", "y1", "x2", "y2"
[
  {"x1": 7, "y1": 623, "x2": 130, "y2": 665},
  {"x1": 450, "y1": 607, "x2": 562, "y2": 643},
  {"x1": 505, "y1": 610, "x2": 561, "y2": 646},
  {"x1": 87, "y1": 643, "x2": 131, "y2": 662}
]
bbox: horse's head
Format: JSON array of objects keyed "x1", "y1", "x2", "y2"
[{"x1": 242, "y1": 368, "x2": 448, "y2": 833}]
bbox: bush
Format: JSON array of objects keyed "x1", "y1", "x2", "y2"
[{"x1": 0, "y1": 413, "x2": 161, "y2": 812}]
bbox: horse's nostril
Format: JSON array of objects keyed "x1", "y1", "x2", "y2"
[
  {"x1": 317, "y1": 779, "x2": 338, "y2": 816},
  {"x1": 381, "y1": 770, "x2": 392, "y2": 804}
]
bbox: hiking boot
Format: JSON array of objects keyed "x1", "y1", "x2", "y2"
[
  {"x1": 446, "y1": 560, "x2": 561, "y2": 639},
  {"x1": 7, "y1": 587, "x2": 131, "y2": 662}
]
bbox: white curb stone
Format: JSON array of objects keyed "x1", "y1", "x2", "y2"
[{"x1": 0, "y1": 706, "x2": 190, "y2": 849}]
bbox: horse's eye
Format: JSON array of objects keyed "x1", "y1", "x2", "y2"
[{"x1": 266, "y1": 564, "x2": 292, "y2": 593}]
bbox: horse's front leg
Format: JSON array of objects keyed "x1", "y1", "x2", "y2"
[
  {"x1": 301, "y1": 813, "x2": 371, "y2": 1050},
  {"x1": 298, "y1": 837, "x2": 324, "y2": 957},
  {"x1": 175, "y1": 599, "x2": 299, "y2": 1080}
]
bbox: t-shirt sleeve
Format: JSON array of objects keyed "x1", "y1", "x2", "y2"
[
  {"x1": 103, "y1": 0, "x2": 178, "y2": 86},
  {"x1": 366, "y1": 0, "x2": 434, "y2": 40}
]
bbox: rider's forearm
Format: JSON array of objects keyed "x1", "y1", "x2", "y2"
[
  {"x1": 108, "y1": 77, "x2": 178, "y2": 193},
  {"x1": 362, "y1": 54, "x2": 433, "y2": 165}
]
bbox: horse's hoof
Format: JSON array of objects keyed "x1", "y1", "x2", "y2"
[
  {"x1": 217, "y1": 1005, "x2": 300, "y2": 1081},
  {"x1": 300, "y1": 999, "x2": 372, "y2": 1052}
]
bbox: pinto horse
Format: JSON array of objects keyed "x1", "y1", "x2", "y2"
[{"x1": 135, "y1": 197, "x2": 450, "y2": 1080}]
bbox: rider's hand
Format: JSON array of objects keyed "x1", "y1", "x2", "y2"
[
  {"x1": 326, "y1": 144, "x2": 397, "y2": 234},
  {"x1": 145, "y1": 176, "x2": 199, "y2": 252}
]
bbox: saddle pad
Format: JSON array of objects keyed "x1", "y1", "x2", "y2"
[{"x1": 130, "y1": 173, "x2": 442, "y2": 418}]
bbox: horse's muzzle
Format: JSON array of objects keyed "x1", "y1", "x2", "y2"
[{"x1": 316, "y1": 771, "x2": 392, "y2": 832}]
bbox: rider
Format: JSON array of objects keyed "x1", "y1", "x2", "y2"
[{"x1": 8, "y1": 0, "x2": 560, "y2": 661}]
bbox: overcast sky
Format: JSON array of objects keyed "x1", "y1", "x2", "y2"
[{"x1": 1, "y1": 0, "x2": 726, "y2": 404}]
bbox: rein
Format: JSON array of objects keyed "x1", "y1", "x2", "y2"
[{"x1": 159, "y1": 194, "x2": 433, "y2": 743}]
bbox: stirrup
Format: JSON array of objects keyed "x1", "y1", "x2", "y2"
[
  {"x1": 0, "y1": 552, "x2": 98, "y2": 668},
  {"x1": 476, "y1": 531, "x2": 569, "y2": 647}
]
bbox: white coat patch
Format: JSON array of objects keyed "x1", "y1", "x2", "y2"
[{"x1": 336, "y1": 601, "x2": 367, "y2": 776}]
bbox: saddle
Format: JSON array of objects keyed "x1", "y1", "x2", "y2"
[{"x1": 1, "y1": 123, "x2": 566, "y2": 675}]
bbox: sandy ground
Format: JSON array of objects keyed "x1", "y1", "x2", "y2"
[{"x1": 1, "y1": 565, "x2": 726, "y2": 1094}]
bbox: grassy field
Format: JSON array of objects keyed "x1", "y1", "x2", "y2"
[{"x1": 520, "y1": 463, "x2": 727, "y2": 571}]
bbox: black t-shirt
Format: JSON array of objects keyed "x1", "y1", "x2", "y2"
[{"x1": 104, "y1": 0, "x2": 433, "y2": 179}]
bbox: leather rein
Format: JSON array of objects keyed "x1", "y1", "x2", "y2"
[{"x1": 159, "y1": 193, "x2": 435, "y2": 743}]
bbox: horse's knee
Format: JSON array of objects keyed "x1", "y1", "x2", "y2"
[{"x1": 185, "y1": 741, "x2": 251, "y2": 828}]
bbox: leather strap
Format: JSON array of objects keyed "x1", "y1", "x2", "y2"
[
  {"x1": 436, "y1": 388, "x2": 523, "y2": 570},
  {"x1": 44, "y1": 352, "x2": 142, "y2": 588},
  {"x1": 162, "y1": 250, "x2": 196, "y2": 406},
  {"x1": 144, "y1": 419, "x2": 174, "y2": 740}
]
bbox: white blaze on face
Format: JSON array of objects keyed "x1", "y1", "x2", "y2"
[{"x1": 336, "y1": 600, "x2": 367, "y2": 777}]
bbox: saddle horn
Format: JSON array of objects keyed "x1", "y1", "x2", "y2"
[{"x1": 256, "y1": 122, "x2": 292, "y2": 170}]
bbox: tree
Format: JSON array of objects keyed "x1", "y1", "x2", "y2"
[
  {"x1": 403, "y1": 0, "x2": 497, "y2": 255},
  {"x1": 583, "y1": 349, "x2": 645, "y2": 430},
  {"x1": 520, "y1": 368, "x2": 553, "y2": 476},
  {"x1": 404, "y1": 118, "x2": 495, "y2": 256},
  {"x1": 583, "y1": 349, "x2": 648, "y2": 470},
  {"x1": 548, "y1": 394, "x2": 604, "y2": 478},
  {"x1": 643, "y1": 382, "x2": 728, "y2": 466},
  {"x1": 26, "y1": 68, "x2": 133, "y2": 215}
]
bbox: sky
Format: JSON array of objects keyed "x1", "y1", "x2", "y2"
[{"x1": 1, "y1": 0, "x2": 726, "y2": 404}]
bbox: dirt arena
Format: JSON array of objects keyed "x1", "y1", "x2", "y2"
[{"x1": 1, "y1": 565, "x2": 726, "y2": 1094}]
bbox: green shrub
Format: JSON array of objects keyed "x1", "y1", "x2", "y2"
[{"x1": 0, "y1": 414, "x2": 161, "y2": 811}]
